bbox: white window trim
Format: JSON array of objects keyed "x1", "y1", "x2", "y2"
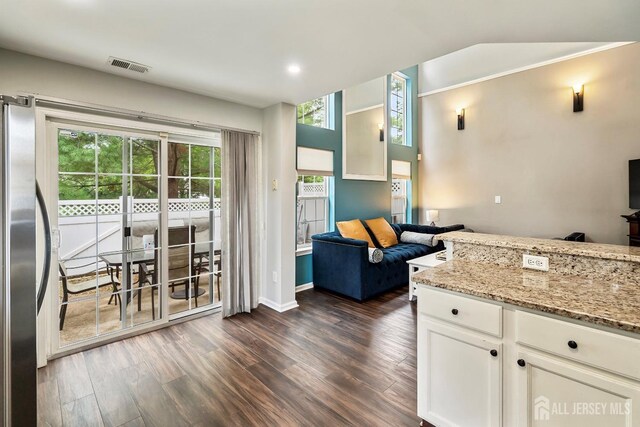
[{"x1": 296, "y1": 245, "x2": 313, "y2": 256}]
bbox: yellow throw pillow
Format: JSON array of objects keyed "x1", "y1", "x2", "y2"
[
  {"x1": 336, "y1": 219, "x2": 375, "y2": 248},
  {"x1": 364, "y1": 217, "x2": 398, "y2": 248}
]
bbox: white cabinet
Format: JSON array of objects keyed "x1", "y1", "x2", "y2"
[
  {"x1": 515, "y1": 310, "x2": 640, "y2": 381},
  {"x1": 417, "y1": 285, "x2": 640, "y2": 427},
  {"x1": 515, "y1": 350, "x2": 640, "y2": 427},
  {"x1": 418, "y1": 319, "x2": 502, "y2": 427},
  {"x1": 421, "y1": 287, "x2": 502, "y2": 337}
]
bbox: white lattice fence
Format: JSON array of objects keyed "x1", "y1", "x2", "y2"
[
  {"x1": 392, "y1": 180, "x2": 406, "y2": 196},
  {"x1": 299, "y1": 182, "x2": 326, "y2": 197},
  {"x1": 167, "y1": 199, "x2": 221, "y2": 212},
  {"x1": 58, "y1": 200, "x2": 122, "y2": 217},
  {"x1": 59, "y1": 198, "x2": 222, "y2": 216}
]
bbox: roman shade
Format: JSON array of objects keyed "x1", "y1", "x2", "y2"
[
  {"x1": 297, "y1": 146, "x2": 333, "y2": 176},
  {"x1": 392, "y1": 160, "x2": 411, "y2": 180}
]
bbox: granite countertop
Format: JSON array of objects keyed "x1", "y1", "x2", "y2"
[
  {"x1": 437, "y1": 231, "x2": 640, "y2": 264},
  {"x1": 413, "y1": 259, "x2": 640, "y2": 334}
]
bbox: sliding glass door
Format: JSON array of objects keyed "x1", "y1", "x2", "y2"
[
  {"x1": 166, "y1": 136, "x2": 221, "y2": 317},
  {"x1": 56, "y1": 124, "x2": 162, "y2": 347},
  {"x1": 51, "y1": 116, "x2": 221, "y2": 350}
]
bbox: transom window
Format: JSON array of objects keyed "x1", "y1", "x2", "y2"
[
  {"x1": 390, "y1": 73, "x2": 408, "y2": 146},
  {"x1": 297, "y1": 94, "x2": 335, "y2": 130}
]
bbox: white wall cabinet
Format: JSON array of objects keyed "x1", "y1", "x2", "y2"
[{"x1": 417, "y1": 285, "x2": 640, "y2": 427}]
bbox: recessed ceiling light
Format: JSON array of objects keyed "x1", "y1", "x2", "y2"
[{"x1": 287, "y1": 64, "x2": 301, "y2": 74}]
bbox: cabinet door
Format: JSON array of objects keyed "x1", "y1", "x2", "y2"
[
  {"x1": 418, "y1": 319, "x2": 502, "y2": 427},
  {"x1": 516, "y1": 350, "x2": 640, "y2": 427}
]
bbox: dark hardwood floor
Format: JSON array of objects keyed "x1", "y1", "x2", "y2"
[{"x1": 38, "y1": 287, "x2": 424, "y2": 426}]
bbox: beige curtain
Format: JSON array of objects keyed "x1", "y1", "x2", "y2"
[{"x1": 221, "y1": 130, "x2": 259, "y2": 316}]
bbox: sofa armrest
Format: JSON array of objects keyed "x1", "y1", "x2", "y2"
[
  {"x1": 311, "y1": 231, "x2": 369, "y2": 248},
  {"x1": 312, "y1": 232, "x2": 369, "y2": 300},
  {"x1": 439, "y1": 223, "x2": 466, "y2": 233}
]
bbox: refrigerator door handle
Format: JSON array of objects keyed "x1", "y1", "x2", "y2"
[{"x1": 36, "y1": 181, "x2": 51, "y2": 314}]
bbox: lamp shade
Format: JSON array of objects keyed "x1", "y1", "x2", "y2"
[{"x1": 426, "y1": 210, "x2": 440, "y2": 223}]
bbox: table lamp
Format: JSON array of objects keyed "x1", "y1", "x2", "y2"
[{"x1": 426, "y1": 210, "x2": 439, "y2": 226}]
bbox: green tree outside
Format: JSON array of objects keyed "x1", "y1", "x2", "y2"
[{"x1": 58, "y1": 129, "x2": 221, "y2": 201}]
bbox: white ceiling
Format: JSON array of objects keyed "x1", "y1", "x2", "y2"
[{"x1": 1, "y1": 0, "x2": 639, "y2": 108}]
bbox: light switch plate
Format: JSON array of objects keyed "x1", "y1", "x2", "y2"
[
  {"x1": 523, "y1": 254, "x2": 549, "y2": 271},
  {"x1": 495, "y1": 195, "x2": 502, "y2": 204}
]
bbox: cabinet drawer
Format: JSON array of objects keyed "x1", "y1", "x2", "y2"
[
  {"x1": 419, "y1": 287, "x2": 502, "y2": 337},
  {"x1": 515, "y1": 310, "x2": 640, "y2": 381}
]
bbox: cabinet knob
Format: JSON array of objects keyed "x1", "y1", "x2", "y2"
[
  {"x1": 451, "y1": 308, "x2": 459, "y2": 315},
  {"x1": 568, "y1": 340, "x2": 578, "y2": 350},
  {"x1": 517, "y1": 359, "x2": 526, "y2": 367},
  {"x1": 490, "y1": 349, "x2": 498, "y2": 357}
]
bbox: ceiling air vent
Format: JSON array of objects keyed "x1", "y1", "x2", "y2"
[{"x1": 107, "y1": 57, "x2": 150, "y2": 74}]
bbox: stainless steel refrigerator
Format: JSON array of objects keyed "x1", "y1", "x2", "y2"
[{"x1": 1, "y1": 95, "x2": 41, "y2": 426}]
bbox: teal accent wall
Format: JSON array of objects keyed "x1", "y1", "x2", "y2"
[
  {"x1": 295, "y1": 65, "x2": 419, "y2": 286},
  {"x1": 296, "y1": 254, "x2": 313, "y2": 285}
]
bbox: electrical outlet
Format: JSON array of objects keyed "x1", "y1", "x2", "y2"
[
  {"x1": 522, "y1": 254, "x2": 549, "y2": 272},
  {"x1": 272, "y1": 271, "x2": 278, "y2": 283}
]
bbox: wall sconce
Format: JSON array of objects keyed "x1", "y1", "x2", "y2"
[
  {"x1": 378, "y1": 123, "x2": 384, "y2": 141},
  {"x1": 572, "y1": 83, "x2": 584, "y2": 112},
  {"x1": 426, "y1": 209, "x2": 440, "y2": 226},
  {"x1": 456, "y1": 108, "x2": 465, "y2": 130}
]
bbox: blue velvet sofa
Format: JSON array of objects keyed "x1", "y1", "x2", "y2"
[{"x1": 311, "y1": 223, "x2": 465, "y2": 301}]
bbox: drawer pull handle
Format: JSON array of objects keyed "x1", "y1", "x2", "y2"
[
  {"x1": 451, "y1": 308, "x2": 459, "y2": 315},
  {"x1": 517, "y1": 359, "x2": 526, "y2": 367},
  {"x1": 568, "y1": 340, "x2": 578, "y2": 350},
  {"x1": 490, "y1": 349, "x2": 498, "y2": 357}
]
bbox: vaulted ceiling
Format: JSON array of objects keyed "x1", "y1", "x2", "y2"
[{"x1": 1, "y1": 0, "x2": 639, "y2": 108}]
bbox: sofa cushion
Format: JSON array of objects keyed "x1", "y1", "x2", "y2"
[
  {"x1": 365, "y1": 217, "x2": 398, "y2": 248},
  {"x1": 381, "y1": 242, "x2": 433, "y2": 264},
  {"x1": 336, "y1": 219, "x2": 375, "y2": 248}
]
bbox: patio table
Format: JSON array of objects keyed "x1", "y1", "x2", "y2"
[{"x1": 99, "y1": 241, "x2": 220, "y2": 301}]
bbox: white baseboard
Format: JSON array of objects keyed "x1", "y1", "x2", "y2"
[
  {"x1": 258, "y1": 297, "x2": 299, "y2": 313},
  {"x1": 295, "y1": 282, "x2": 314, "y2": 293}
]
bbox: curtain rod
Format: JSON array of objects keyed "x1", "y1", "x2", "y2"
[{"x1": 7, "y1": 92, "x2": 261, "y2": 136}]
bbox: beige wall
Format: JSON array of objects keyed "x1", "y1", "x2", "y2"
[{"x1": 419, "y1": 43, "x2": 640, "y2": 244}]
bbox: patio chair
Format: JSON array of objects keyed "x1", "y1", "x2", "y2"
[
  {"x1": 195, "y1": 250, "x2": 222, "y2": 302},
  {"x1": 58, "y1": 261, "x2": 121, "y2": 330},
  {"x1": 140, "y1": 225, "x2": 198, "y2": 319}
]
